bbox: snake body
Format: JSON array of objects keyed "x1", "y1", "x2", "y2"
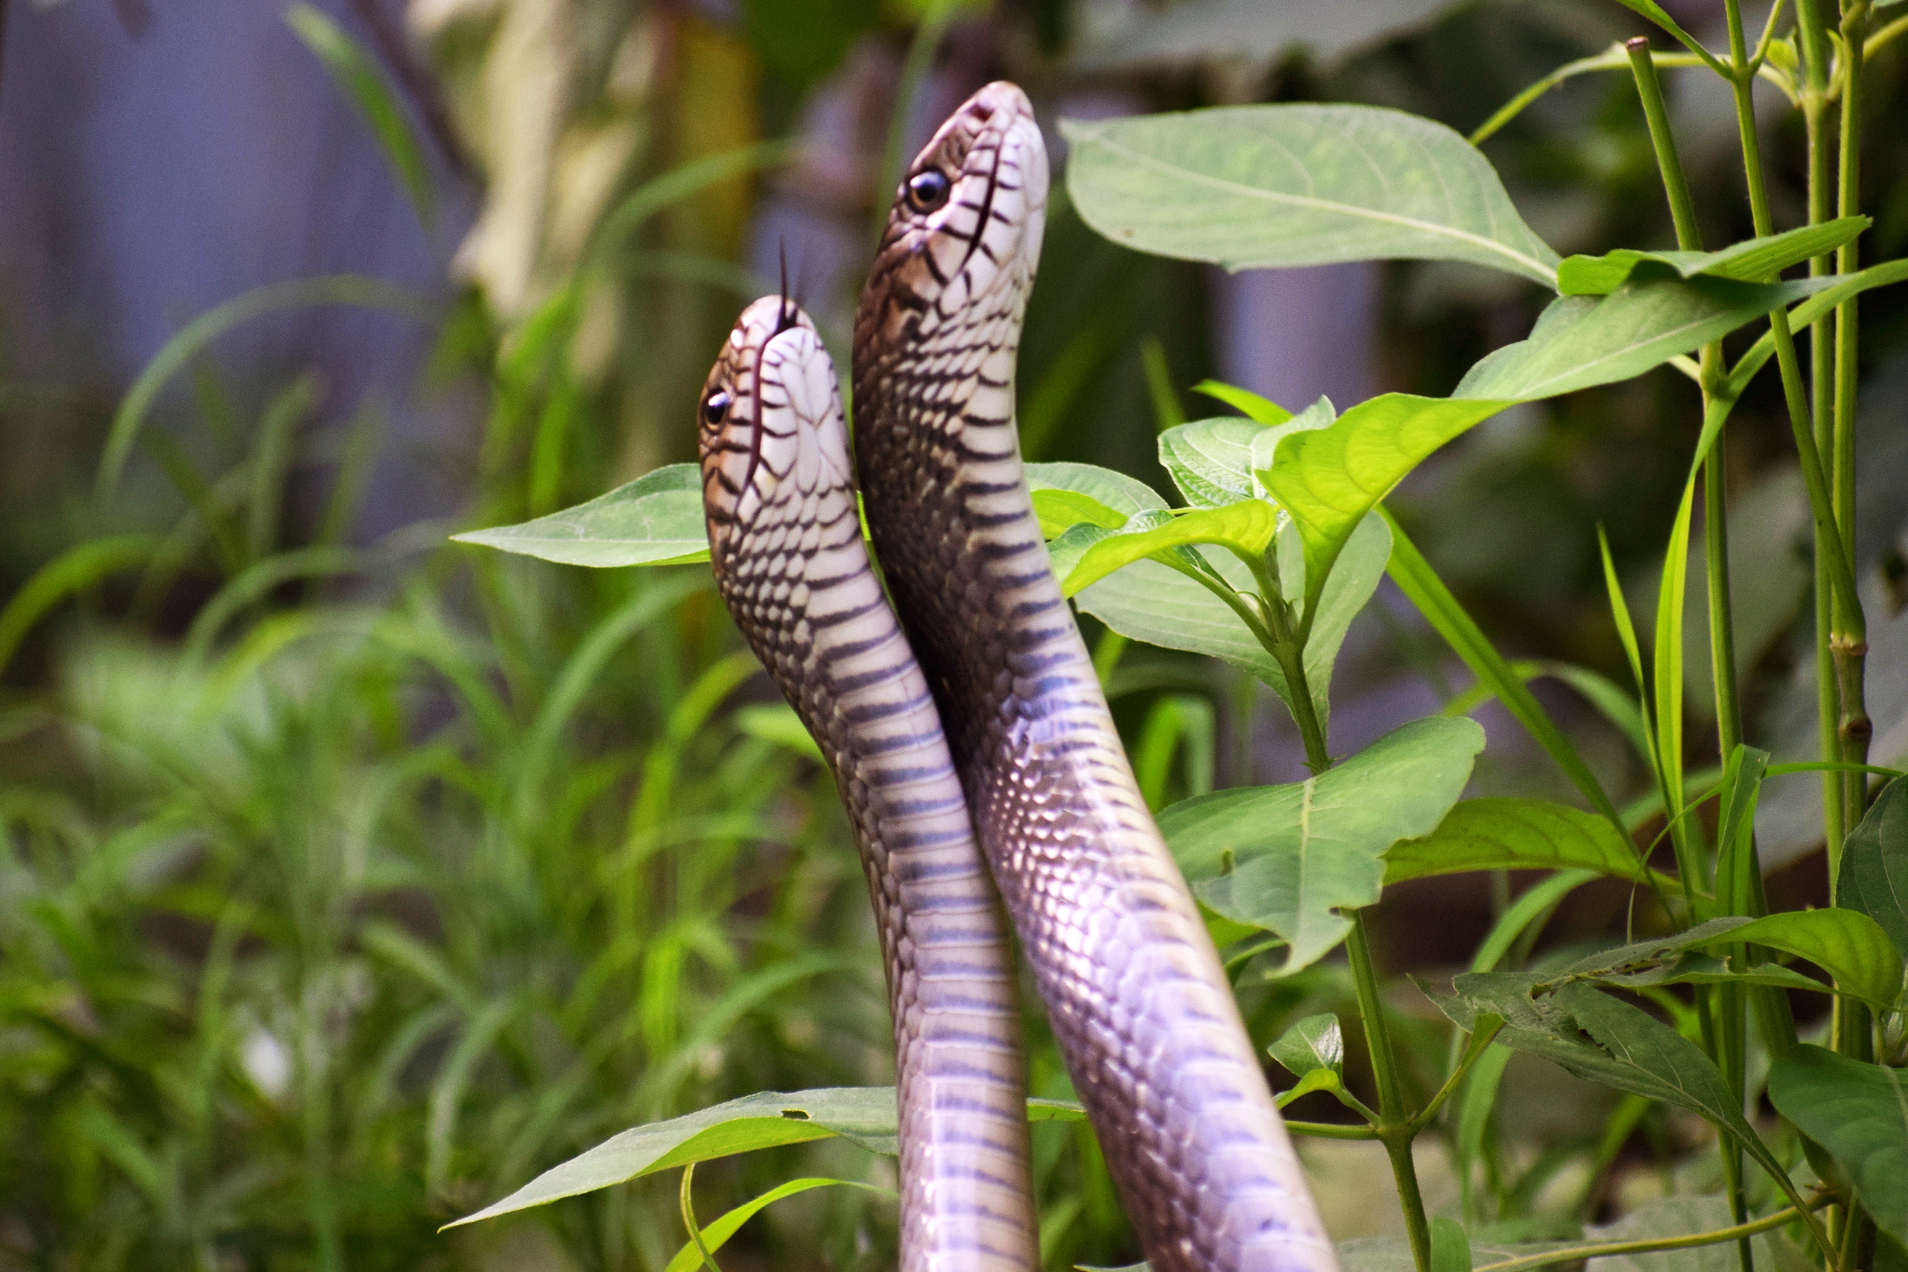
[
  {"x1": 698, "y1": 298, "x2": 1038, "y2": 1272},
  {"x1": 850, "y1": 84, "x2": 1337, "y2": 1272}
]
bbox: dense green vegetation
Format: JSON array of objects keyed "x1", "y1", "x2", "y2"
[{"x1": 1, "y1": 2, "x2": 1905, "y2": 1271}]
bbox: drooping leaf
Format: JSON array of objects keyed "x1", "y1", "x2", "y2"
[
  {"x1": 1269, "y1": 1013, "x2": 1345, "y2": 1078},
  {"x1": 1061, "y1": 501, "x2": 1277, "y2": 595},
  {"x1": 1557, "y1": 218, "x2": 1870, "y2": 294},
  {"x1": 665, "y1": 1177, "x2": 888, "y2": 1272},
  {"x1": 1158, "y1": 417, "x2": 1272, "y2": 507},
  {"x1": 1161, "y1": 716, "x2": 1484, "y2": 974},
  {"x1": 1062, "y1": 105, "x2": 1561, "y2": 286},
  {"x1": 286, "y1": 3, "x2": 435, "y2": 226},
  {"x1": 445, "y1": 1087, "x2": 900, "y2": 1227},
  {"x1": 1767, "y1": 1045, "x2": 1908, "y2": 1248},
  {"x1": 452, "y1": 465, "x2": 710, "y2": 568},
  {"x1": 1839, "y1": 778, "x2": 1908, "y2": 956},
  {"x1": 1384, "y1": 798, "x2": 1652, "y2": 886},
  {"x1": 1453, "y1": 276, "x2": 1830, "y2": 402}
]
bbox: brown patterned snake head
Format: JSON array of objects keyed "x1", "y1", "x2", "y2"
[{"x1": 854, "y1": 83, "x2": 1339, "y2": 1272}]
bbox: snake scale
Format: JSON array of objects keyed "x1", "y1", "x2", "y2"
[{"x1": 700, "y1": 82, "x2": 1337, "y2": 1272}]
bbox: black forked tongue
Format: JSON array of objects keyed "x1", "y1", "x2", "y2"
[{"x1": 775, "y1": 241, "x2": 798, "y2": 335}]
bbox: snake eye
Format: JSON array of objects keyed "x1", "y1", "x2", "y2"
[
  {"x1": 702, "y1": 390, "x2": 731, "y2": 425},
  {"x1": 905, "y1": 169, "x2": 951, "y2": 214}
]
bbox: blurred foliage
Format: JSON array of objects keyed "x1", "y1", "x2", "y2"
[{"x1": 0, "y1": 0, "x2": 1902, "y2": 1268}]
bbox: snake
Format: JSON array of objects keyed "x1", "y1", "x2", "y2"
[{"x1": 700, "y1": 82, "x2": 1337, "y2": 1272}]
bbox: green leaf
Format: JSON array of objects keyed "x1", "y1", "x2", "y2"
[
  {"x1": 453, "y1": 465, "x2": 710, "y2": 568},
  {"x1": 1768, "y1": 1046, "x2": 1908, "y2": 1248},
  {"x1": 1262, "y1": 394, "x2": 1508, "y2": 617},
  {"x1": 665, "y1": 1177, "x2": 888, "y2": 1272},
  {"x1": 1192, "y1": 379, "x2": 1292, "y2": 426},
  {"x1": 1454, "y1": 276, "x2": 1829, "y2": 403},
  {"x1": 1269, "y1": 1013, "x2": 1344, "y2": 1078},
  {"x1": 1556, "y1": 218, "x2": 1870, "y2": 294},
  {"x1": 1718, "y1": 910, "x2": 1905, "y2": 1010},
  {"x1": 1384, "y1": 798, "x2": 1651, "y2": 886},
  {"x1": 1161, "y1": 716, "x2": 1484, "y2": 974},
  {"x1": 1062, "y1": 104, "x2": 1561, "y2": 285},
  {"x1": 1579, "y1": 1194, "x2": 1801, "y2": 1272},
  {"x1": 445, "y1": 1088, "x2": 898, "y2": 1227},
  {"x1": 1071, "y1": 0, "x2": 1458, "y2": 72},
  {"x1": 1158, "y1": 417, "x2": 1272, "y2": 507},
  {"x1": 1431, "y1": 1217, "x2": 1473, "y2": 1272},
  {"x1": 1723, "y1": 259, "x2": 1908, "y2": 399},
  {"x1": 739, "y1": 0, "x2": 880, "y2": 87},
  {"x1": 1839, "y1": 778, "x2": 1908, "y2": 956},
  {"x1": 1031, "y1": 488, "x2": 1128, "y2": 536},
  {"x1": 1577, "y1": 950, "x2": 1833, "y2": 998},
  {"x1": 0, "y1": 536, "x2": 160, "y2": 676},
  {"x1": 1438, "y1": 979, "x2": 1806, "y2": 1216},
  {"x1": 1061, "y1": 501, "x2": 1277, "y2": 595},
  {"x1": 286, "y1": 4, "x2": 434, "y2": 227}
]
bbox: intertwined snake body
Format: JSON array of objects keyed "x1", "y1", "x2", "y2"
[{"x1": 701, "y1": 82, "x2": 1336, "y2": 1272}]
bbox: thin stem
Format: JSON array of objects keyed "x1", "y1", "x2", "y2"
[
  {"x1": 1626, "y1": 39, "x2": 1706, "y2": 251},
  {"x1": 1284, "y1": 1119, "x2": 1382, "y2": 1141},
  {"x1": 1346, "y1": 912, "x2": 1432, "y2": 1272},
  {"x1": 1473, "y1": 1194, "x2": 1834, "y2": 1272},
  {"x1": 1407, "y1": 1016, "x2": 1506, "y2": 1135}
]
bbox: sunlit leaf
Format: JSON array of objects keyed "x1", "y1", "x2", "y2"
[
  {"x1": 452, "y1": 465, "x2": 710, "y2": 568},
  {"x1": 1269, "y1": 1013, "x2": 1344, "y2": 1078},
  {"x1": 1061, "y1": 501, "x2": 1277, "y2": 595},
  {"x1": 1158, "y1": 417, "x2": 1271, "y2": 507},
  {"x1": 1063, "y1": 105, "x2": 1561, "y2": 285},
  {"x1": 1161, "y1": 716, "x2": 1483, "y2": 974},
  {"x1": 1191, "y1": 379, "x2": 1292, "y2": 426}
]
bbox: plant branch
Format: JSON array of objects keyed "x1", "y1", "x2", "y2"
[
  {"x1": 1407, "y1": 1015, "x2": 1505, "y2": 1135},
  {"x1": 1346, "y1": 912, "x2": 1432, "y2": 1272},
  {"x1": 1471, "y1": 1193, "x2": 1835, "y2": 1272}
]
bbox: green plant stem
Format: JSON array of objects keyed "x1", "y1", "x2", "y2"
[
  {"x1": 1407, "y1": 1016, "x2": 1505, "y2": 1135},
  {"x1": 1345, "y1": 911, "x2": 1432, "y2": 1272},
  {"x1": 1626, "y1": 39, "x2": 1705, "y2": 251},
  {"x1": 1283, "y1": 1119, "x2": 1382, "y2": 1141},
  {"x1": 1471, "y1": 1194, "x2": 1833, "y2": 1272}
]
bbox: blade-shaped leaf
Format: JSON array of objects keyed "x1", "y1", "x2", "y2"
[
  {"x1": 1767, "y1": 1046, "x2": 1908, "y2": 1248},
  {"x1": 1161, "y1": 716, "x2": 1483, "y2": 974},
  {"x1": 1269, "y1": 1013, "x2": 1345, "y2": 1078},
  {"x1": 1384, "y1": 798, "x2": 1651, "y2": 886},
  {"x1": 287, "y1": 3, "x2": 435, "y2": 226},
  {"x1": 1453, "y1": 276, "x2": 1829, "y2": 403},
  {"x1": 452, "y1": 465, "x2": 709, "y2": 568},
  {"x1": 666, "y1": 1178, "x2": 887, "y2": 1272},
  {"x1": 446, "y1": 1087, "x2": 899, "y2": 1228},
  {"x1": 1192, "y1": 379, "x2": 1292, "y2": 426},
  {"x1": 1839, "y1": 778, "x2": 1908, "y2": 956},
  {"x1": 1062, "y1": 104, "x2": 1561, "y2": 286},
  {"x1": 1557, "y1": 217, "x2": 1869, "y2": 295}
]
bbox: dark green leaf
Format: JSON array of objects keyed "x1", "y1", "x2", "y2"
[
  {"x1": 1839, "y1": 778, "x2": 1908, "y2": 956},
  {"x1": 1062, "y1": 105, "x2": 1560, "y2": 285},
  {"x1": 1162, "y1": 716, "x2": 1484, "y2": 973},
  {"x1": 1269, "y1": 1013, "x2": 1344, "y2": 1078},
  {"x1": 452, "y1": 465, "x2": 709, "y2": 568},
  {"x1": 1768, "y1": 1046, "x2": 1908, "y2": 1248},
  {"x1": 1431, "y1": 1217, "x2": 1473, "y2": 1272}
]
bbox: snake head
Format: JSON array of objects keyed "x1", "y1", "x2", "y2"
[
  {"x1": 698, "y1": 296, "x2": 854, "y2": 571},
  {"x1": 861, "y1": 80, "x2": 1049, "y2": 347}
]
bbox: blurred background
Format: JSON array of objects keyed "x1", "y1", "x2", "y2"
[{"x1": 0, "y1": 0, "x2": 1903, "y2": 1268}]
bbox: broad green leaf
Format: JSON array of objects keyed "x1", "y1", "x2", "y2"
[
  {"x1": 1262, "y1": 395, "x2": 1507, "y2": 616},
  {"x1": 1453, "y1": 276, "x2": 1828, "y2": 402},
  {"x1": 1269, "y1": 1013, "x2": 1344, "y2": 1078},
  {"x1": 1192, "y1": 379, "x2": 1292, "y2": 426},
  {"x1": 1061, "y1": 501, "x2": 1277, "y2": 595},
  {"x1": 1557, "y1": 217, "x2": 1869, "y2": 294},
  {"x1": 1161, "y1": 716, "x2": 1484, "y2": 974},
  {"x1": 1438, "y1": 979, "x2": 1805, "y2": 1216},
  {"x1": 287, "y1": 3, "x2": 434, "y2": 226},
  {"x1": 1025, "y1": 461, "x2": 1169, "y2": 519},
  {"x1": 1063, "y1": 105, "x2": 1561, "y2": 285},
  {"x1": 452, "y1": 465, "x2": 709, "y2": 568},
  {"x1": 1158, "y1": 417, "x2": 1271, "y2": 507},
  {"x1": 1030, "y1": 488, "x2": 1127, "y2": 536},
  {"x1": 1839, "y1": 778, "x2": 1908, "y2": 956},
  {"x1": 446, "y1": 1088, "x2": 897, "y2": 1227},
  {"x1": 1430, "y1": 1217, "x2": 1472, "y2": 1272},
  {"x1": 1071, "y1": 0, "x2": 1456, "y2": 71},
  {"x1": 1719, "y1": 910, "x2": 1905, "y2": 1010},
  {"x1": 665, "y1": 1178, "x2": 887, "y2": 1272},
  {"x1": 1384, "y1": 798, "x2": 1651, "y2": 886},
  {"x1": 1768, "y1": 1046, "x2": 1908, "y2": 1247}
]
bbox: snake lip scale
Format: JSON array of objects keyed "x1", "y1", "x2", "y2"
[{"x1": 703, "y1": 81, "x2": 1338, "y2": 1272}]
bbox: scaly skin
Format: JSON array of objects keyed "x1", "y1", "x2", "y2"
[
  {"x1": 698, "y1": 297, "x2": 1038, "y2": 1272},
  {"x1": 851, "y1": 82, "x2": 1340, "y2": 1272}
]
